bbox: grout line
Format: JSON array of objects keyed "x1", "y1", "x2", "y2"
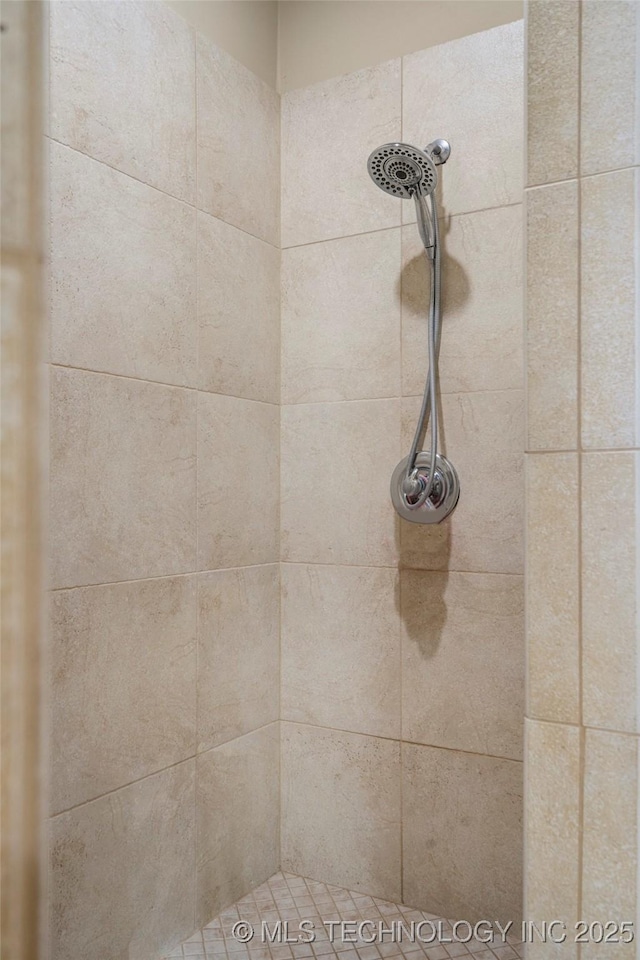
[
  {"x1": 45, "y1": 134, "x2": 194, "y2": 206},
  {"x1": 194, "y1": 28, "x2": 200, "y2": 934},
  {"x1": 526, "y1": 446, "x2": 640, "y2": 455},
  {"x1": 404, "y1": 385, "x2": 524, "y2": 401},
  {"x1": 281, "y1": 561, "x2": 524, "y2": 576},
  {"x1": 281, "y1": 200, "x2": 524, "y2": 252},
  {"x1": 48, "y1": 721, "x2": 280, "y2": 822},
  {"x1": 46, "y1": 135, "x2": 281, "y2": 251},
  {"x1": 51, "y1": 360, "x2": 535, "y2": 412},
  {"x1": 398, "y1": 56, "x2": 406, "y2": 453},
  {"x1": 282, "y1": 386, "x2": 524, "y2": 410},
  {"x1": 526, "y1": 716, "x2": 640, "y2": 739},
  {"x1": 398, "y1": 362, "x2": 404, "y2": 902},
  {"x1": 50, "y1": 362, "x2": 280, "y2": 406},
  {"x1": 48, "y1": 754, "x2": 198, "y2": 820},
  {"x1": 50, "y1": 563, "x2": 280, "y2": 593},
  {"x1": 576, "y1": 6, "x2": 585, "y2": 949},
  {"x1": 281, "y1": 718, "x2": 525, "y2": 765},
  {"x1": 525, "y1": 161, "x2": 640, "y2": 192},
  {"x1": 50, "y1": 562, "x2": 524, "y2": 594},
  {"x1": 50, "y1": 563, "x2": 524, "y2": 594}
]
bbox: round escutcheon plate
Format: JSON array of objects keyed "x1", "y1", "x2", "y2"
[{"x1": 390, "y1": 452, "x2": 460, "y2": 524}]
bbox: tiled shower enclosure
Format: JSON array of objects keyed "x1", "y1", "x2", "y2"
[{"x1": 47, "y1": 3, "x2": 524, "y2": 959}]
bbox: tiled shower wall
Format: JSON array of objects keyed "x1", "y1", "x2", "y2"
[
  {"x1": 279, "y1": 22, "x2": 525, "y2": 925},
  {"x1": 525, "y1": 0, "x2": 640, "y2": 952},
  {"x1": 48, "y1": 8, "x2": 529, "y2": 956},
  {"x1": 47, "y1": 3, "x2": 280, "y2": 958}
]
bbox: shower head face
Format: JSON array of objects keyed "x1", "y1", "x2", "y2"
[{"x1": 367, "y1": 143, "x2": 438, "y2": 199}]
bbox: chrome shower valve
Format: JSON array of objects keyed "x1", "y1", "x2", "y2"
[{"x1": 391, "y1": 453, "x2": 460, "y2": 524}]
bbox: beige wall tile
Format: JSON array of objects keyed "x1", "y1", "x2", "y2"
[
  {"x1": 403, "y1": 22, "x2": 523, "y2": 218},
  {"x1": 282, "y1": 230, "x2": 401, "y2": 403},
  {"x1": 401, "y1": 570, "x2": 524, "y2": 759},
  {"x1": 50, "y1": 576, "x2": 196, "y2": 814},
  {"x1": 50, "y1": 368, "x2": 196, "y2": 588},
  {"x1": 526, "y1": 454, "x2": 580, "y2": 724},
  {"x1": 1, "y1": 0, "x2": 30, "y2": 250},
  {"x1": 196, "y1": 725, "x2": 279, "y2": 926},
  {"x1": 526, "y1": 182, "x2": 579, "y2": 450},
  {"x1": 402, "y1": 205, "x2": 523, "y2": 397},
  {"x1": 50, "y1": 0, "x2": 195, "y2": 202},
  {"x1": 50, "y1": 761, "x2": 196, "y2": 960},
  {"x1": 400, "y1": 391, "x2": 524, "y2": 574},
  {"x1": 581, "y1": 168, "x2": 638, "y2": 449},
  {"x1": 524, "y1": 720, "x2": 580, "y2": 960},
  {"x1": 582, "y1": 453, "x2": 638, "y2": 732},
  {"x1": 197, "y1": 565, "x2": 279, "y2": 751},
  {"x1": 197, "y1": 393, "x2": 279, "y2": 570},
  {"x1": 403, "y1": 743, "x2": 522, "y2": 925},
  {"x1": 527, "y1": 1, "x2": 579, "y2": 186},
  {"x1": 50, "y1": 142, "x2": 197, "y2": 386},
  {"x1": 582, "y1": 730, "x2": 638, "y2": 958},
  {"x1": 198, "y1": 211, "x2": 279, "y2": 403},
  {"x1": 281, "y1": 723, "x2": 401, "y2": 901},
  {"x1": 281, "y1": 564, "x2": 401, "y2": 739},
  {"x1": 281, "y1": 400, "x2": 400, "y2": 566},
  {"x1": 581, "y1": 0, "x2": 640, "y2": 177},
  {"x1": 197, "y1": 35, "x2": 279, "y2": 246},
  {"x1": 281, "y1": 59, "x2": 401, "y2": 247}
]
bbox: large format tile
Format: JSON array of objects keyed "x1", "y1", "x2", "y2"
[
  {"x1": 198, "y1": 393, "x2": 279, "y2": 570},
  {"x1": 197, "y1": 36, "x2": 279, "y2": 246},
  {"x1": 50, "y1": 761, "x2": 196, "y2": 960},
  {"x1": 198, "y1": 212, "x2": 279, "y2": 403},
  {"x1": 281, "y1": 60, "x2": 401, "y2": 247},
  {"x1": 582, "y1": 452, "x2": 639, "y2": 733},
  {"x1": 582, "y1": 730, "x2": 638, "y2": 959},
  {"x1": 400, "y1": 391, "x2": 524, "y2": 574},
  {"x1": 581, "y1": 0, "x2": 640, "y2": 177},
  {"x1": 402, "y1": 205, "x2": 523, "y2": 397},
  {"x1": 526, "y1": 454, "x2": 580, "y2": 724},
  {"x1": 281, "y1": 564, "x2": 401, "y2": 739},
  {"x1": 403, "y1": 22, "x2": 523, "y2": 219},
  {"x1": 526, "y1": 1, "x2": 579, "y2": 186},
  {"x1": 281, "y1": 723, "x2": 401, "y2": 901},
  {"x1": 281, "y1": 400, "x2": 400, "y2": 566},
  {"x1": 50, "y1": 0, "x2": 195, "y2": 201},
  {"x1": 50, "y1": 142, "x2": 196, "y2": 386},
  {"x1": 526, "y1": 182, "x2": 579, "y2": 451},
  {"x1": 581, "y1": 168, "x2": 638, "y2": 449},
  {"x1": 282, "y1": 230, "x2": 401, "y2": 403},
  {"x1": 401, "y1": 570, "x2": 524, "y2": 759},
  {"x1": 50, "y1": 576, "x2": 196, "y2": 814},
  {"x1": 525, "y1": 720, "x2": 580, "y2": 960},
  {"x1": 50, "y1": 368, "x2": 196, "y2": 588},
  {"x1": 197, "y1": 725, "x2": 279, "y2": 926},
  {"x1": 403, "y1": 743, "x2": 522, "y2": 925},
  {"x1": 197, "y1": 565, "x2": 279, "y2": 751}
]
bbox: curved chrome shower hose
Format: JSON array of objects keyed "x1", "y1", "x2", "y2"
[
  {"x1": 366, "y1": 138, "x2": 459, "y2": 523},
  {"x1": 403, "y1": 189, "x2": 441, "y2": 506}
]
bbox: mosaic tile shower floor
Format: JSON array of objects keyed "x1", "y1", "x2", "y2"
[{"x1": 163, "y1": 872, "x2": 525, "y2": 960}]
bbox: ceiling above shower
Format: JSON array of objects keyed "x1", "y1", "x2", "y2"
[{"x1": 167, "y1": 0, "x2": 524, "y2": 92}]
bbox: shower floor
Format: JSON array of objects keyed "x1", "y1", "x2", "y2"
[{"x1": 163, "y1": 873, "x2": 524, "y2": 960}]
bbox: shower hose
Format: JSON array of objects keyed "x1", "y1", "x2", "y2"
[{"x1": 403, "y1": 189, "x2": 442, "y2": 507}]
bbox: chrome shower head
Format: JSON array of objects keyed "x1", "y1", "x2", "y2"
[{"x1": 367, "y1": 142, "x2": 437, "y2": 199}]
